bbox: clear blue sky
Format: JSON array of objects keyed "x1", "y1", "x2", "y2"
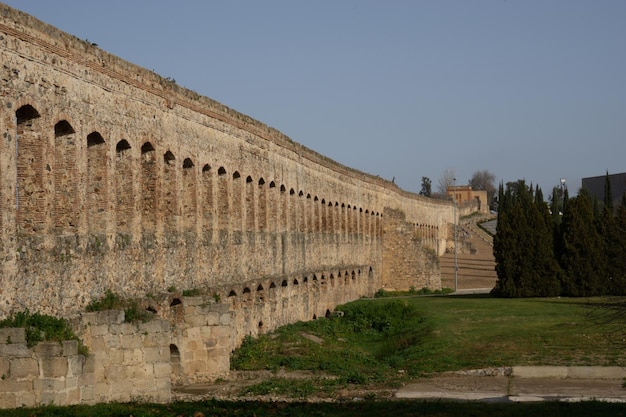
[{"x1": 4, "y1": 1, "x2": 625, "y2": 196}]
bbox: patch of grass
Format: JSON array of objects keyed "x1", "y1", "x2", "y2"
[
  {"x1": 86, "y1": 290, "x2": 125, "y2": 311},
  {"x1": 86, "y1": 290, "x2": 153, "y2": 323},
  {"x1": 232, "y1": 296, "x2": 626, "y2": 394},
  {"x1": 182, "y1": 288, "x2": 201, "y2": 297},
  {"x1": 0, "y1": 310, "x2": 88, "y2": 354}
]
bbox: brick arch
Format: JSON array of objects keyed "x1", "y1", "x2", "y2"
[
  {"x1": 162, "y1": 150, "x2": 178, "y2": 231},
  {"x1": 201, "y1": 164, "x2": 213, "y2": 237},
  {"x1": 217, "y1": 167, "x2": 229, "y2": 232},
  {"x1": 245, "y1": 175, "x2": 255, "y2": 231},
  {"x1": 86, "y1": 131, "x2": 108, "y2": 234},
  {"x1": 257, "y1": 177, "x2": 267, "y2": 232},
  {"x1": 16, "y1": 104, "x2": 44, "y2": 234},
  {"x1": 231, "y1": 171, "x2": 243, "y2": 232},
  {"x1": 140, "y1": 141, "x2": 158, "y2": 232},
  {"x1": 182, "y1": 157, "x2": 197, "y2": 230},
  {"x1": 115, "y1": 139, "x2": 134, "y2": 233},
  {"x1": 53, "y1": 119, "x2": 78, "y2": 233}
]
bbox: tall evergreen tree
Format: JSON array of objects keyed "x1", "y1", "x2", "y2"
[
  {"x1": 492, "y1": 181, "x2": 560, "y2": 297},
  {"x1": 559, "y1": 189, "x2": 607, "y2": 296}
]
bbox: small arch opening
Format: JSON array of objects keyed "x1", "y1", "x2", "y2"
[
  {"x1": 87, "y1": 132, "x2": 105, "y2": 147},
  {"x1": 183, "y1": 158, "x2": 194, "y2": 169},
  {"x1": 170, "y1": 298, "x2": 182, "y2": 307},
  {"x1": 116, "y1": 139, "x2": 131, "y2": 153},
  {"x1": 141, "y1": 142, "x2": 155, "y2": 153},
  {"x1": 164, "y1": 151, "x2": 176, "y2": 164},
  {"x1": 54, "y1": 120, "x2": 75, "y2": 137},
  {"x1": 218, "y1": 167, "x2": 227, "y2": 176}
]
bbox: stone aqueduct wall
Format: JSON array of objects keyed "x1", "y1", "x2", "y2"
[{"x1": 0, "y1": 4, "x2": 454, "y2": 407}]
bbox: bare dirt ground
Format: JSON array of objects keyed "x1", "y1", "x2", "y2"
[{"x1": 173, "y1": 368, "x2": 626, "y2": 403}]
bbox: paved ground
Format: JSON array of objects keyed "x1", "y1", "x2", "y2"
[{"x1": 396, "y1": 367, "x2": 626, "y2": 403}]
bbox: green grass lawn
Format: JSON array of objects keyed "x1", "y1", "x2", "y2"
[{"x1": 232, "y1": 295, "x2": 626, "y2": 389}]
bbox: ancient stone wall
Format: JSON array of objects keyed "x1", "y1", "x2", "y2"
[
  {"x1": 382, "y1": 208, "x2": 440, "y2": 292},
  {"x1": 0, "y1": 4, "x2": 453, "y2": 319},
  {"x1": 0, "y1": 312, "x2": 172, "y2": 408},
  {"x1": 0, "y1": 4, "x2": 456, "y2": 407}
]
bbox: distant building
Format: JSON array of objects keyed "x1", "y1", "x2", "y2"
[
  {"x1": 446, "y1": 185, "x2": 488, "y2": 214},
  {"x1": 581, "y1": 172, "x2": 626, "y2": 209}
]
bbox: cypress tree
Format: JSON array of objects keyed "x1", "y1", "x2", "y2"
[
  {"x1": 492, "y1": 181, "x2": 560, "y2": 297},
  {"x1": 559, "y1": 189, "x2": 607, "y2": 296}
]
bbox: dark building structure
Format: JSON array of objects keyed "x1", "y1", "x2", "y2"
[{"x1": 582, "y1": 172, "x2": 626, "y2": 209}]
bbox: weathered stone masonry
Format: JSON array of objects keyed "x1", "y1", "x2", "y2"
[{"x1": 0, "y1": 4, "x2": 454, "y2": 407}]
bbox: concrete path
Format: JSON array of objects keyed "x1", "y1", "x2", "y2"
[{"x1": 396, "y1": 367, "x2": 626, "y2": 403}]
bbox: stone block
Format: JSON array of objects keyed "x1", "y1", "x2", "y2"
[
  {"x1": 87, "y1": 335, "x2": 106, "y2": 352},
  {"x1": 138, "y1": 320, "x2": 165, "y2": 334},
  {"x1": 0, "y1": 328, "x2": 26, "y2": 345},
  {"x1": 34, "y1": 377, "x2": 66, "y2": 392},
  {"x1": 15, "y1": 390, "x2": 37, "y2": 408},
  {"x1": 0, "y1": 358, "x2": 9, "y2": 378},
  {"x1": 83, "y1": 353, "x2": 97, "y2": 373},
  {"x1": 183, "y1": 296, "x2": 204, "y2": 307},
  {"x1": 153, "y1": 362, "x2": 171, "y2": 378},
  {"x1": 105, "y1": 364, "x2": 128, "y2": 382},
  {"x1": 0, "y1": 379, "x2": 33, "y2": 395},
  {"x1": 123, "y1": 348, "x2": 143, "y2": 366},
  {"x1": 67, "y1": 355, "x2": 84, "y2": 377},
  {"x1": 86, "y1": 324, "x2": 109, "y2": 337},
  {"x1": 0, "y1": 393, "x2": 16, "y2": 409},
  {"x1": 0, "y1": 343, "x2": 31, "y2": 358},
  {"x1": 155, "y1": 376, "x2": 171, "y2": 391},
  {"x1": 206, "y1": 312, "x2": 220, "y2": 326},
  {"x1": 219, "y1": 313, "x2": 231, "y2": 325},
  {"x1": 143, "y1": 347, "x2": 161, "y2": 363},
  {"x1": 79, "y1": 370, "x2": 96, "y2": 387},
  {"x1": 9, "y1": 357, "x2": 38, "y2": 379},
  {"x1": 120, "y1": 334, "x2": 143, "y2": 349},
  {"x1": 80, "y1": 384, "x2": 95, "y2": 403},
  {"x1": 39, "y1": 390, "x2": 64, "y2": 407},
  {"x1": 109, "y1": 323, "x2": 136, "y2": 335},
  {"x1": 108, "y1": 348, "x2": 124, "y2": 364},
  {"x1": 34, "y1": 341, "x2": 63, "y2": 358},
  {"x1": 102, "y1": 334, "x2": 121, "y2": 349},
  {"x1": 82, "y1": 310, "x2": 124, "y2": 326},
  {"x1": 142, "y1": 332, "x2": 168, "y2": 348},
  {"x1": 185, "y1": 314, "x2": 207, "y2": 327},
  {"x1": 41, "y1": 356, "x2": 69, "y2": 378},
  {"x1": 66, "y1": 386, "x2": 81, "y2": 405},
  {"x1": 131, "y1": 377, "x2": 155, "y2": 394},
  {"x1": 62, "y1": 340, "x2": 78, "y2": 356},
  {"x1": 110, "y1": 379, "x2": 134, "y2": 398}
]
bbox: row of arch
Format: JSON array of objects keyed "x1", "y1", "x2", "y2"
[
  {"x1": 12, "y1": 104, "x2": 384, "y2": 242},
  {"x1": 222, "y1": 267, "x2": 370, "y2": 310}
]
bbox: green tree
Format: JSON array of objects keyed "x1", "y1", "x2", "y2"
[
  {"x1": 492, "y1": 181, "x2": 560, "y2": 297},
  {"x1": 559, "y1": 188, "x2": 607, "y2": 296}
]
